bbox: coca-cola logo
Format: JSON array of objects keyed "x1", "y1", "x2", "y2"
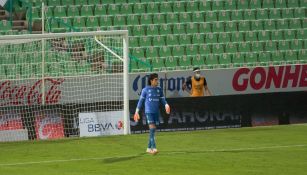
[{"x1": 0, "y1": 78, "x2": 64, "y2": 106}]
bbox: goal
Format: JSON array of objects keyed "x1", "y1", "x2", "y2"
[{"x1": 0, "y1": 31, "x2": 130, "y2": 141}]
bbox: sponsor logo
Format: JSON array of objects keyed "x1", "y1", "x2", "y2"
[
  {"x1": 232, "y1": 65, "x2": 307, "y2": 91},
  {"x1": 0, "y1": 78, "x2": 64, "y2": 106},
  {"x1": 35, "y1": 112, "x2": 64, "y2": 140}
]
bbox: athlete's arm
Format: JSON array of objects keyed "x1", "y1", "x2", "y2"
[
  {"x1": 134, "y1": 88, "x2": 146, "y2": 121},
  {"x1": 159, "y1": 88, "x2": 170, "y2": 114}
]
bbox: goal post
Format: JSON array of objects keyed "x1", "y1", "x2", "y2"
[{"x1": 0, "y1": 31, "x2": 130, "y2": 141}]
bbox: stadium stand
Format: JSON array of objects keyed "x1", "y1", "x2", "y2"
[{"x1": 0, "y1": 0, "x2": 306, "y2": 76}]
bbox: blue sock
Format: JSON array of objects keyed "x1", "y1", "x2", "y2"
[{"x1": 149, "y1": 128, "x2": 156, "y2": 149}]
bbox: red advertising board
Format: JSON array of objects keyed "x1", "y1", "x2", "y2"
[
  {"x1": 34, "y1": 111, "x2": 64, "y2": 140},
  {"x1": 0, "y1": 112, "x2": 23, "y2": 131}
]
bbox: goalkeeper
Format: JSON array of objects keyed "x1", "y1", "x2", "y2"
[{"x1": 134, "y1": 73, "x2": 171, "y2": 155}]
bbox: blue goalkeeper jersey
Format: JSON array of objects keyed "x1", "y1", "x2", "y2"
[{"x1": 136, "y1": 86, "x2": 168, "y2": 114}]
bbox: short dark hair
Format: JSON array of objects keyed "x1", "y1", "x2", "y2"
[
  {"x1": 148, "y1": 73, "x2": 158, "y2": 85},
  {"x1": 193, "y1": 67, "x2": 200, "y2": 72}
]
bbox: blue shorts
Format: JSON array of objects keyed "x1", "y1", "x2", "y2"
[{"x1": 146, "y1": 113, "x2": 160, "y2": 125}]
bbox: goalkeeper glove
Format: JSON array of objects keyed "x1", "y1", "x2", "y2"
[{"x1": 165, "y1": 104, "x2": 171, "y2": 114}]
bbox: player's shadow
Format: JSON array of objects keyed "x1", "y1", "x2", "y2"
[{"x1": 102, "y1": 153, "x2": 146, "y2": 164}]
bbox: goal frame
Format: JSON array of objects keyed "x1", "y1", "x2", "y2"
[{"x1": 0, "y1": 30, "x2": 130, "y2": 135}]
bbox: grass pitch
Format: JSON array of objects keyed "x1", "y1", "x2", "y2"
[{"x1": 0, "y1": 124, "x2": 307, "y2": 175}]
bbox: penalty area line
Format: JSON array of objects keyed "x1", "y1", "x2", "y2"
[{"x1": 0, "y1": 144, "x2": 306, "y2": 166}]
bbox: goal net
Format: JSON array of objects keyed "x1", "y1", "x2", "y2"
[{"x1": 0, "y1": 31, "x2": 130, "y2": 142}]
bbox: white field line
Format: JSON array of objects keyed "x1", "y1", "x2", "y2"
[{"x1": 0, "y1": 144, "x2": 306, "y2": 166}]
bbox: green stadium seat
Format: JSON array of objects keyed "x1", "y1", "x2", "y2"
[
  {"x1": 297, "y1": 29, "x2": 306, "y2": 39},
  {"x1": 146, "y1": 24, "x2": 159, "y2": 36},
  {"x1": 179, "y1": 12, "x2": 192, "y2": 23},
  {"x1": 218, "y1": 10, "x2": 231, "y2": 21},
  {"x1": 126, "y1": 14, "x2": 139, "y2": 26},
  {"x1": 0, "y1": 20, "x2": 12, "y2": 31},
  {"x1": 271, "y1": 51, "x2": 284, "y2": 62},
  {"x1": 88, "y1": 0, "x2": 104, "y2": 6},
  {"x1": 152, "y1": 13, "x2": 166, "y2": 24},
  {"x1": 166, "y1": 13, "x2": 179, "y2": 24},
  {"x1": 245, "y1": 31, "x2": 257, "y2": 42},
  {"x1": 108, "y1": 4, "x2": 120, "y2": 15},
  {"x1": 199, "y1": 43, "x2": 211, "y2": 55},
  {"x1": 67, "y1": 5, "x2": 80, "y2": 17},
  {"x1": 287, "y1": 0, "x2": 299, "y2": 8},
  {"x1": 173, "y1": 23, "x2": 185, "y2": 34},
  {"x1": 219, "y1": 53, "x2": 232, "y2": 66},
  {"x1": 192, "y1": 55, "x2": 205, "y2": 66},
  {"x1": 6, "y1": 64, "x2": 18, "y2": 79},
  {"x1": 258, "y1": 51, "x2": 271, "y2": 64},
  {"x1": 262, "y1": 0, "x2": 274, "y2": 8},
  {"x1": 205, "y1": 33, "x2": 218, "y2": 43},
  {"x1": 172, "y1": 45, "x2": 185, "y2": 58},
  {"x1": 186, "y1": 1, "x2": 199, "y2": 12},
  {"x1": 94, "y1": 5, "x2": 107, "y2": 16},
  {"x1": 27, "y1": 7, "x2": 41, "y2": 21},
  {"x1": 100, "y1": 15, "x2": 113, "y2": 27},
  {"x1": 75, "y1": 0, "x2": 86, "y2": 5},
  {"x1": 199, "y1": 1, "x2": 211, "y2": 11},
  {"x1": 246, "y1": 52, "x2": 258, "y2": 64},
  {"x1": 297, "y1": 49, "x2": 306, "y2": 60},
  {"x1": 47, "y1": 18, "x2": 59, "y2": 29},
  {"x1": 232, "y1": 10, "x2": 243, "y2": 21},
  {"x1": 186, "y1": 22, "x2": 199, "y2": 33},
  {"x1": 199, "y1": 22, "x2": 212, "y2": 33},
  {"x1": 211, "y1": 43, "x2": 224, "y2": 54},
  {"x1": 293, "y1": 8, "x2": 305, "y2": 18},
  {"x1": 0, "y1": 65, "x2": 6, "y2": 79},
  {"x1": 237, "y1": 0, "x2": 249, "y2": 9},
  {"x1": 160, "y1": 2, "x2": 173, "y2": 13},
  {"x1": 269, "y1": 9, "x2": 281, "y2": 20},
  {"x1": 132, "y1": 47, "x2": 145, "y2": 59},
  {"x1": 113, "y1": 15, "x2": 126, "y2": 26},
  {"x1": 48, "y1": 0, "x2": 61, "y2": 6},
  {"x1": 232, "y1": 31, "x2": 244, "y2": 42},
  {"x1": 225, "y1": 21, "x2": 237, "y2": 32},
  {"x1": 159, "y1": 24, "x2": 172, "y2": 35},
  {"x1": 212, "y1": 0, "x2": 224, "y2": 10},
  {"x1": 120, "y1": 3, "x2": 133, "y2": 14},
  {"x1": 281, "y1": 8, "x2": 293, "y2": 19},
  {"x1": 244, "y1": 9, "x2": 256, "y2": 20},
  {"x1": 288, "y1": 19, "x2": 301, "y2": 29},
  {"x1": 81, "y1": 5, "x2": 94, "y2": 16},
  {"x1": 276, "y1": 19, "x2": 289, "y2": 29},
  {"x1": 225, "y1": 43, "x2": 238, "y2": 53},
  {"x1": 284, "y1": 29, "x2": 295, "y2": 40},
  {"x1": 139, "y1": 36, "x2": 152, "y2": 47},
  {"x1": 251, "y1": 20, "x2": 263, "y2": 30},
  {"x1": 146, "y1": 46, "x2": 159, "y2": 59},
  {"x1": 179, "y1": 34, "x2": 192, "y2": 45},
  {"x1": 166, "y1": 34, "x2": 179, "y2": 46},
  {"x1": 212, "y1": 21, "x2": 224, "y2": 32},
  {"x1": 129, "y1": 37, "x2": 139, "y2": 47},
  {"x1": 87, "y1": 16, "x2": 100, "y2": 28},
  {"x1": 140, "y1": 14, "x2": 152, "y2": 25},
  {"x1": 224, "y1": 0, "x2": 237, "y2": 10},
  {"x1": 275, "y1": 0, "x2": 287, "y2": 8},
  {"x1": 291, "y1": 39, "x2": 303, "y2": 50},
  {"x1": 152, "y1": 35, "x2": 165, "y2": 46},
  {"x1": 251, "y1": 41, "x2": 263, "y2": 52},
  {"x1": 238, "y1": 20, "x2": 250, "y2": 31},
  {"x1": 61, "y1": 0, "x2": 71, "y2": 6},
  {"x1": 53, "y1": 6, "x2": 67, "y2": 18},
  {"x1": 159, "y1": 46, "x2": 172, "y2": 58},
  {"x1": 147, "y1": 2, "x2": 159, "y2": 13},
  {"x1": 263, "y1": 19, "x2": 276, "y2": 30},
  {"x1": 271, "y1": 30, "x2": 283, "y2": 40},
  {"x1": 265, "y1": 40, "x2": 277, "y2": 51},
  {"x1": 151, "y1": 57, "x2": 165, "y2": 70},
  {"x1": 186, "y1": 45, "x2": 199, "y2": 56},
  {"x1": 238, "y1": 42, "x2": 251, "y2": 53},
  {"x1": 250, "y1": 0, "x2": 262, "y2": 9},
  {"x1": 302, "y1": 19, "x2": 307, "y2": 29},
  {"x1": 232, "y1": 52, "x2": 245, "y2": 65},
  {"x1": 192, "y1": 33, "x2": 205, "y2": 44},
  {"x1": 256, "y1": 9, "x2": 269, "y2": 20},
  {"x1": 59, "y1": 17, "x2": 72, "y2": 28},
  {"x1": 165, "y1": 56, "x2": 178, "y2": 69},
  {"x1": 219, "y1": 32, "x2": 231, "y2": 43},
  {"x1": 178, "y1": 56, "x2": 191, "y2": 68},
  {"x1": 44, "y1": 6, "x2": 53, "y2": 17},
  {"x1": 205, "y1": 54, "x2": 219, "y2": 65},
  {"x1": 133, "y1": 25, "x2": 145, "y2": 36},
  {"x1": 284, "y1": 50, "x2": 297, "y2": 62},
  {"x1": 205, "y1": 11, "x2": 217, "y2": 22},
  {"x1": 258, "y1": 30, "x2": 270, "y2": 41},
  {"x1": 173, "y1": 1, "x2": 186, "y2": 12},
  {"x1": 278, "y1": 40, "x2": 290, "y2": 50},
  {"x1": 73, "y1": 16, "x2": 86, "y2": 29}
]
